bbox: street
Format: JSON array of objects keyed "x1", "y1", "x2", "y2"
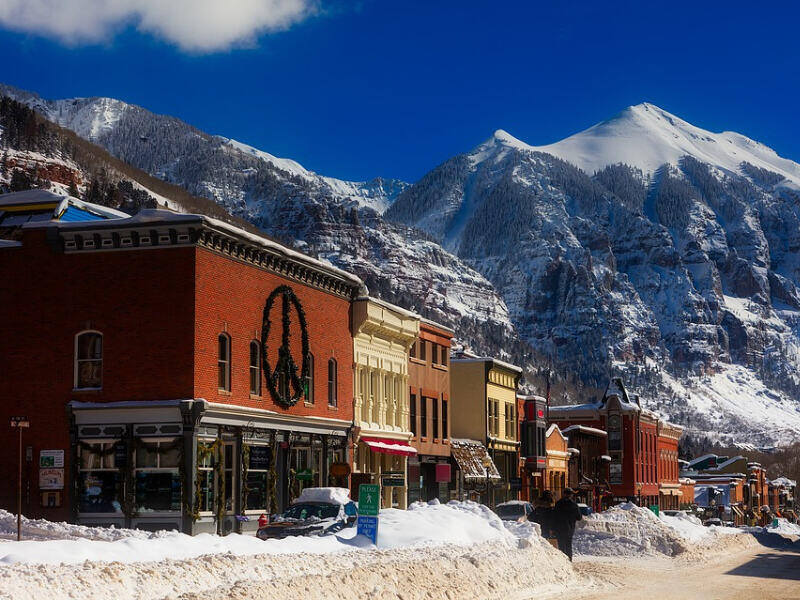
[{"x1": 570, "y1": 535, "x2": 800, "y2": 600}]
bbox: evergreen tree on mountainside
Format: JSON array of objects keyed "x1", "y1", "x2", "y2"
[{"x1": 10, "y1": 168, "x2": 33, "y2": 191}]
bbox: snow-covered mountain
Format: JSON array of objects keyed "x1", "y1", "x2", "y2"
[
  {"x1": 534, "y1": 102, "x2": 800, "y2": 188},
  {"x1": 388, "y1": 110, "x2": 800, "y2": 445},
  {"x1": 0, "y1": 84, "x2": 407, "y2": 214},
  {"x1": 5, "y1": 82, "x2": 800, "y2": 445}
]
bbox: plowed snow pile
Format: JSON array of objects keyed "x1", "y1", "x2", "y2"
[
  {"x1": 0, "y1": 502, "x2": 580, "y2": 600},
  {"x1": 576, "y1": 503, "x2": 755, "y2": 558}
]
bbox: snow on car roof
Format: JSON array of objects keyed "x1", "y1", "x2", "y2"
[{"x1": 293, "y1": 487, "x2": 351, "y2": 505}]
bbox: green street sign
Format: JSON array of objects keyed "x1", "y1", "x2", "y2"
[{"x1": 358, "y1": 483, "x2": 380, "y2": 516}]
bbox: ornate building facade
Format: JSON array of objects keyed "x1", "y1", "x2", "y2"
[{"x1": 351, "y1": 297, "x2": 419, "y2": 509}]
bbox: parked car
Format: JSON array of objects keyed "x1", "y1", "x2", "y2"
[
  {"x1": 257, "y1": 487, "x2": 358, "y2": 540},
  {"x1": 577, "y1": 503, "x2": 593, "y2": 517},
  {"x1": 495, "y1": 501, "x2": 534, "y2": 522},
  {"x1": 662, "y1": 510, "x2": 681, "y2": 517},
  {"x1": 703, "y1": 517, "x2": 723, "y2": 527}
]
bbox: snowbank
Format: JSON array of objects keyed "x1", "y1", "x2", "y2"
[
  {"x1": 0, "y1": 501, "x2": 515, "y2": 566},
  {"x1": 0, "y1": 501, "x2": 580, "y2": 600},
  {"x1": 766, "y1": 518, "x2": 800, "y2": 536},
  {"x1": 575, "y1": 503, "x2": 688, "y2": 557},
  {"x1": 576, "y1": 504, "x2": 749, "y2": 558}
]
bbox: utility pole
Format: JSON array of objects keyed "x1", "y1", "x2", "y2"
[{"x1": 10, "y1": 416, "x2": 30, "y2": 541}]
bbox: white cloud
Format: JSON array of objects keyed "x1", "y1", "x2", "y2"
[{"x1": 0, "y1": 0, "x2": 316, "y2": 52}]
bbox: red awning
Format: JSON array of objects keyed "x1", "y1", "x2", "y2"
[{"x1": 361, "y1": 437, "x2": 417, "y2": 457}]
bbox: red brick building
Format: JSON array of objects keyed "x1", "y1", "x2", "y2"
[
  {"x1": 549, "y1": 378, "x2": 682, "y2": 508},
  {"x1": 0, "y1": 208, "x2": 362, "y2": 534},
  {"x1": 656, "y1": 421, "x2": 682, "y2": 509},
  {"x1": 407, "y1": 319, "x2": 454, "y2": 503}
]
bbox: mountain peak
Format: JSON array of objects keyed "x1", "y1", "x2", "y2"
[{"x1": 533, "y1": 103, "x2": 800, "y2": 184}]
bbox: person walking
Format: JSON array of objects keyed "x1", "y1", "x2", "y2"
[
  {"x1": 552, "y1": 488, "x2": 582, "y2": 561},
  {"x1": 531, "y1": 490, "x2": 555, "y2": 540}
]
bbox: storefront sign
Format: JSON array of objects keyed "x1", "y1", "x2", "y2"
[
  {"x1": 39, "y1": 468, "x2": 64, "y2": 490},
  {"x1": 381, "y1": 471, "x2": 405, "y2": 487},
  {"x1": 358, "y1": 483, "x2": 380, "y2": 516},
  {"x1": 249, "y1": 446, "x2": 271, "y2": 470},
  {"x1": 330, "y1": 462, "x2": 351, "y2": 477},
  {"x1": 114, "y1": 442, "x2": 127, "y2": 468},
  {"x1": 435, "y1": 463, "x2": 451, "y2": 483},
  {"x1": 295, "y1": 469, "x2": 314, "y2": 481},
  {"x1": 356, "y1": 515, "x2": 379, "y2": 544},
  {"x1": 39, "y1": 450, "x2": 64, "y2": 468}
]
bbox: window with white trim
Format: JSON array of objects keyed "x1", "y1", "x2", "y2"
[
  {"x1": 218, "y1": 333, "x2": 231, "y2": 391},
  {"x1": 78, "y1": 441, "x2": 122, "y2": 513},
  {"x1": 75, "y1": 331, "x2": 103, "y2": 389},
  {"x1": 328, "y1": 359, "x2": 338, "y2": 407},
  {"x1": 249, "y1": 340, "x2": 261, "y2": 396},
  {"x1": 305, "y1": 353, "x2": 314, "y2": 403}
]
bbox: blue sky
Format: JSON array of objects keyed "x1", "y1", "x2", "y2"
[{"x1": 1, "y1": 1, "x2": 798, "y2": 182}]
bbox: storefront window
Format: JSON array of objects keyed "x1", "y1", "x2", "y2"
[
  {"x1": 245, "y1": 445, "x2": 271, "y2": 511},
  {"x1": 197, "y1": 441, "x2": 215, "y2": 513},
  {"x1": 135, "y1": 439, "x2": 181, "y2": 512},
  {"x1": 78, "y1": 441, "x2": 122, "y2": 514}
]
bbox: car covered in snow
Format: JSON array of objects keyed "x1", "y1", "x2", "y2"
[
  {"x1": 256, "y1": 487, "x2": 358, "y2": 540},
  {"x1": 494, "y1": 501, "x2": 534, "y2": 522},
  {"x1": 703, "y1": 517, "x2": 723, "y2": 527},
  {"x1": 577, "y1": 503, "x2": 593, "y2": 517}
]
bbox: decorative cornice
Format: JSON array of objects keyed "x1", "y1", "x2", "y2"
[{"x1": 54, "y1": 215, "x2": 362, "y2": 300}]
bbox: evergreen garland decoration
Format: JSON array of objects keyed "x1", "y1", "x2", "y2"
[
  {"x1": 261, "y1": 285, "x2": 310, "y2": 407},
  {"x1": 192, "y1": 438, "x2": 222, "y2": 523},
  {"x1": 240, "y1": 443, "x2": 251, "y2": 516}
]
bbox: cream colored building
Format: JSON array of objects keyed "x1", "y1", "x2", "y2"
[
  {"x1": 450, "y1": 356, "x2": 522, "y2": 505},
  {"x1": 351, "y1": 297, "x2": 419, "y2": 509}
]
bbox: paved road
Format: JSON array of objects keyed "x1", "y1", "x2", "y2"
[{"x1": 571, "y1": 536, "x2": 800, "y2": 600}]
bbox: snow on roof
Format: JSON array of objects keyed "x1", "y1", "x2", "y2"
[
  {"x1": 418, "y1": 316, "x2": 455, "y2": 336},
  {"x1": 770, "y1": 476, "x2": 796, "y2": 488},
  {"x1": 2, "y1": 189, "x2": 128, "y2": 222},
  {"x1": 687, "y1": 454, "x2": 718, "y2": 468},
  {"x1": 450, "y1": 355, "x2": 523, "y2": 373},
  {"x1": 546, "y1": 423, "x2": 567, "y2": 440},
  {"x1": 707, "y1": 456, "x2": 745, "y2": 471},
  {"x1": 0, "y1": 239, "x2": 22, "y2": 248},
  {"x1": 516, "y1": 393, "x2": 546, "y2": 401},
  {"x1": 355, "y1": 295, "x2": 421, "y2": 320},
  {"x1": 561, "y1": 425, "x2": 608, "y2": 437}
]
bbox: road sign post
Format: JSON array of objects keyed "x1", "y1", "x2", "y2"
[
  {"x1": 10, "y1": 416, "x2": 30, "y2": 542},
  {"x1": 357, "y1": 483, "x2": 380, "y2": 544}
]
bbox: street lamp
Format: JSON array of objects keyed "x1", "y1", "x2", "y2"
[
  {"x1": 10, "y1": 416, "x2": 30, "y2": 541},
  {"x1": 481, "y1": 455, "x2": 493, "y2": 508}
]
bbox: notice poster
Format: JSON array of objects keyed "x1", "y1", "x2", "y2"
[
  {"x1": 39, "y1": 468, "x2": 64, "y2": 490},
  {"x1": 39, "y1": 450, "x2": 64, "y2": 468}
]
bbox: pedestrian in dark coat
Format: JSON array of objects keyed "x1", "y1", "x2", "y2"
[
  {"x1": 552, "y1": 488, "x2": 582, "y2": 561},
  {"x1": 531, "y1": 491, "x2": 555, "y2": 539}
]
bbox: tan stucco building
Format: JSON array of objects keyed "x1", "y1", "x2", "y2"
[
  {"x1": 450, "y1": 355, "x2": 522, "y2": 505},
  {"x1": 351, "y1": 297, "x2": 419, "y2": 509}
]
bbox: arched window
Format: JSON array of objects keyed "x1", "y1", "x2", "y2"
[
  {"x1": 327, "y1": 359, "x2": 338, "y2": 407},
  {"x1": 75, "y1": 331, "x2": 103, "y2": 389},
  {"x1": 218, "y1": 333, "x2": 231, "y2": 391},
  {"x1": 305, "y1": 353, "x2": 315, "y2": 404},
  {"x1": 249, "y1": 340, "x2": 261, "y2": 396}
]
